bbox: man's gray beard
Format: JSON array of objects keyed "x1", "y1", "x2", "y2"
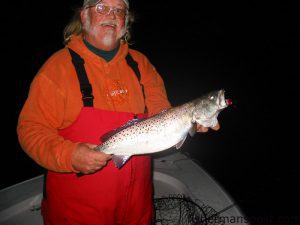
[
  {"x1": 102, "y1": 31, "x2": 114, "y2": 47},
  {"x1": 102, "y1": 27, "x2": 126, "y2": 47}
]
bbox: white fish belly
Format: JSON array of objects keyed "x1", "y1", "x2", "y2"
[
  {"x1": 102, "y1": 131, "x2": 188, "y2": 155},
  {"x1": 101, "y1": 121, "x2": 192, "y2": 156}
]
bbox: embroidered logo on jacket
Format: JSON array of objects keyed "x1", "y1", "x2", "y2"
[{"x1": 106, "y1": 79, "x2": 129, "y2": 104}]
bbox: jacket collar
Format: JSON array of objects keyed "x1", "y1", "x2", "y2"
[{"x1": 67, "y1": 36, "x2": 129, "y2": 65}]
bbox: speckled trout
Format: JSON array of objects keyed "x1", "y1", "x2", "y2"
[{"x1": 95, "y1": 89, "x2": 232, "y2": 168}]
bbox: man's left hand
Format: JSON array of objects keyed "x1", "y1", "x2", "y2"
[{"x1": 196, "y1": 123, "x2": 220, "y2": 133}]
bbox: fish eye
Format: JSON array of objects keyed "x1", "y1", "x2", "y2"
[{"x1": 209, "y1": 96, "x2": 214, "y2": 100}]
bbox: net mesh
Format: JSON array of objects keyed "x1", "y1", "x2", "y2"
[{"x1": 154, "y1": 195, "x2": 225, "y2": 225}]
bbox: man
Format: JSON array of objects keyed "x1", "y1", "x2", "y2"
[{"x1": 17, "y1": 0, "x2": 219, "y2": 224}]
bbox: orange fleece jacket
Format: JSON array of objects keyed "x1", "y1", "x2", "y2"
[{"x1": 17, "y1": 36, "x2": 171, "y2": 173}]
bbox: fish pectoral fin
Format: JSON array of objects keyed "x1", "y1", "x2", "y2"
[
  {"x1": 112, "y1": 155, "x2": 132, "y2": 169},
  {"x1": 209, "y1": 118, "x2": 219, "y2": 128},
  {"x1": 175, "y1": 135, "x2": 188, "y2": 150},
  {"x1": 189, "y1": 126, "x2": 196, "y2": 137}
]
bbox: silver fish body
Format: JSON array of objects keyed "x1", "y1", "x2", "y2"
[{"x1": 95, "y1": 89, "x2": 231, "y2": 168}]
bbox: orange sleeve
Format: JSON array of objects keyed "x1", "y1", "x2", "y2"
[
  {"x1": 17, "y1": 70, "x2": 77, "y2": 173},
  {"x1": 136, "y1": 52, "x2": 172, "y2": 116}
]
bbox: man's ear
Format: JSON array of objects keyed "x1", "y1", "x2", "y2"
[{"x1": 80, "y1": 9, "x2": 86, "y2": 24}]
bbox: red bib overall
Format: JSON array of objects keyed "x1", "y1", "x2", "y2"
[{"x1": 42, "y1": 107, "x2": 153, "y2": 225}]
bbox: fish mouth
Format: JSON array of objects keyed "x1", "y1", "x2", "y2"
[{"x1": 218, "y1": 89, "x2": 232, "y2": 108}]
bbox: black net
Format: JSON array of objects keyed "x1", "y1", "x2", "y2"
[{"x1": 154, "y1": 195, "x2": 225, "y2": 225}]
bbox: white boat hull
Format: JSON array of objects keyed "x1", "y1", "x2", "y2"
[{"x1": 0, "y1": 152, "x2": 248, "y2": 225}]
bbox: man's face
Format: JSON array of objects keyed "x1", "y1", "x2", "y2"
[{"x1": 81, "y1": 0, "x2": 127, "y2": 50}]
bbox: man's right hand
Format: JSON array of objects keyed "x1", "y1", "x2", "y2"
[{"x1": 71, "y1": 143, "x2": 112, "y2": 174}]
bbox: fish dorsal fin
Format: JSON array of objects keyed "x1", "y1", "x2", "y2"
[
  {"x1": 159, "y1": 108, "x2": 168, "y2": 114},
  {"x1": 112, "y1": 155, "x2": 132, "y2": 169},
  {"x1": 100, "y1": 118, "x2": 145, "y2": 142},
  {"x1": 175, "y1": 135, "x2": 188, "y2": 149}
]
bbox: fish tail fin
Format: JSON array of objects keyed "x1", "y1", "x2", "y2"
[{"x1": 112, "y1": 155, "x2": 132, "y2": 169}]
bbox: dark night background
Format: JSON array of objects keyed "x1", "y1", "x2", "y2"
[{"x1": 3, "y1": 0, "x2": 300, "y2": 224}]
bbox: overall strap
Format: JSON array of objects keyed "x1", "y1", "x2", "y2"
[
  {"x1": 125, "y1": 53, "x2": 148, "y2": 113},
  {"x1": 68, "y1": 48, "x2": 94, "y2": 107},
  {"x1": 68, "y1": 48, "x2": 146, "y2": 111}
]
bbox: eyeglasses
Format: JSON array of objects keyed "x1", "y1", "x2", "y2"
[{"x1": 86, "y1": 3, "x2": 128, "y2": 18}]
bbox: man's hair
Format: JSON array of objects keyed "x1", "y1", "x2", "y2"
[{"x1": 63, "y1": 6, "x2": 134, "y2": 45}]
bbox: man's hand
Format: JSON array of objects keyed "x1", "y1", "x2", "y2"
[
  {"x1": 71, "y1": 143, "x2": 112, "y2": 174},
  {"x1": 196, "y1": 123, "x2": 220, "y2": 133}
]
